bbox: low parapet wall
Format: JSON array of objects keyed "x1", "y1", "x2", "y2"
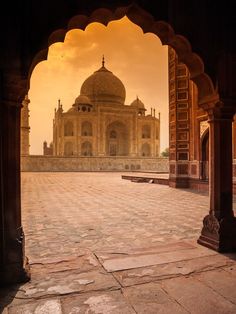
[{"x1": 21, "y1": 155, "x2": 169, "y2": 172}]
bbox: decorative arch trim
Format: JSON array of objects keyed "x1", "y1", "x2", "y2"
[{"x1": 28, "y1": 4, "x2": 218, "y2": 105}]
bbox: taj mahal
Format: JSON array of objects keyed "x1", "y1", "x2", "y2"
[
  {"x1": 20, "y1": 58, "x2": 166, "y2": 172},
  {"x1": 44, "y1": 57, "x2": 160, "y2": 158}
]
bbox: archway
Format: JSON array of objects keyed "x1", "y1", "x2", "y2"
[
  {"x1": 81, "y1": 141, "x2": 92, "y2": 156},
  {"x1": 26, "y1": 4, "x2": 236, "y2": 255},
  {"x1": 141, "y1": 143, "x2": 151, "y2": 156},
  {"x1": 81, "y1": 121, "x2": 93, "y2": 136},
  {"x1": 64, "y1": 120, "x2": 74, "y2": 136},
  {"x1": 64, "y1": 141, "x2": 73, "y2": 156},
  {"x1": 106, "y1": 121, "x2": 129, "y2": 156},
  {"x1": 1, "y1": 3, "x2": 236, "y2": 287},
  {"x1": 142, "y1": 125, "x2": 151, "y2": 139}
]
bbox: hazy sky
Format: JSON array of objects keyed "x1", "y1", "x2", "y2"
[{"x1": 29, "y1": 16, "x2": 169, "y2": 155}]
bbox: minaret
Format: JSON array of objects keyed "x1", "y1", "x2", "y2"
[
  {"x1": 21, "y1": 94, "x2": 30, "y2": 155},
  {"x1": 57, "y1": 98, "x2": 63, "y2": 114}
]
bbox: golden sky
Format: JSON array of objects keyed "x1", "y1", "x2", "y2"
[{"x1": 29, "y1": 16, "x2": 169, "y2": 154}]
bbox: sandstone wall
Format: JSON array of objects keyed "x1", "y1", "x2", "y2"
[{"x1": 21, "y1": 155, "x2": 169, "y2": 172}]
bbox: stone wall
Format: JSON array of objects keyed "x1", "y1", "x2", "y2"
[{"x1": 21, "y1": 155, "x2": 169, "y2": 172}]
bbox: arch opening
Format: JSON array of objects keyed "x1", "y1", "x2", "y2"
[
  {"x1": 81, "y1": 121, "x2": 93, "y2": 137},
  {"x1": 64, "y1": 121, "x2": 74, "y2": 136},
  {"x1": 64, "y1": 141, "x2": 74, "y2": 156},
  {"x1": 141, "y1": 143, "x2": 151, "y2": 157},
  {"x1": 81, "y1": 141, "x2": 92, "y2": 156},
  {"x1": 106, "y1": 121, "x2": 129, "y2": 156}
]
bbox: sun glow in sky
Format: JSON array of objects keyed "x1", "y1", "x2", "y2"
[{"x1": 29, "y1": 16, "x2": 169, "y2": 155}]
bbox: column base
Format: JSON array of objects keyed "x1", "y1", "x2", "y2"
[
  {"x1": 169, "y1": 177, "x2": 189, "y2": 188},
  {"x1": 0, "y1": 256, "x2": 30, "y2": 286},
  {"x1": 198, "y1": 214, "x2": 236, "y2": 252}
]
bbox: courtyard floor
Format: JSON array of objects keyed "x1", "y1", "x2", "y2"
[{"x1": 1, "y1": 172, "x2": 236, "y2": 313}]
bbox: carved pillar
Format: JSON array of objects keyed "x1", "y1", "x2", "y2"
[
  {"x1": 198, "y1": 105, "x2": 236, "y2": 252},
  {"x1": 20, "y1": 95, "x2": 30, "y2": 155},
  {"x1": 168, "y1": 47, "x2": 191, "y2": 188},
  {"x1": 0, "y1": 77, "x2": 30, "y2": 285}
]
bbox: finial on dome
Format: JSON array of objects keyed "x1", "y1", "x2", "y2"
[{"x1": 102, "y1": 55, "x2": 105, "y2": 67}]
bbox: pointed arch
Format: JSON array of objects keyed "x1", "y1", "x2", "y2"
[{"x1": 27, "y1": 4, "x2": 217, "y2": 105}]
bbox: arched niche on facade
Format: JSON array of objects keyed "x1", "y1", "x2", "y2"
[
  {"x1": 64, "y1": 121, "x2": 74, "y2": 136},
  {"x1": 141, "y1": 142, "x2": 151, "y2": 157},
  {"x1": 81, "y1": 121, "x2": 93, "y2": 136},
  {"x1": 156, "y1": 126, "x2": 159, "y2": 140},
  {"x1": 110, "y1": 130, "x2": 117, "y2": 139},
  {"x1": 64, "y1": 141, "x2": 74, "y2": 156},
  {"x1": 81, "y1": 141, "x2": 92, "y2": 156},
  {"x1": 106, "y1": 121, "x2": 129, "y2": 156},
  {"x1": 142, "y1": 125, "x2": 151, "y2": 139}
]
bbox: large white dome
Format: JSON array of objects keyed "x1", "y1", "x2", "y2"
[{"x1": 80, "y1": 63, "x2": 126, "y2": 106}]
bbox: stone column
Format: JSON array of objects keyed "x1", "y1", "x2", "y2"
[
  {"x1": 20, "y1": 95, "x2": 30, "y2": 155},
  {"x1": 0, "y1": 98, "x2": 30, "y2": 285},
  {"x1": 198, "y1": 105, "x2": 236, "y2": 252},
  {"x1": 168, "y1": 47, "x2": 191, "y2": 188}
]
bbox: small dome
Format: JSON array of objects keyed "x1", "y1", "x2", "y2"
[
  {"x1": 80, "y1": 60, "x2": 126, "y2": 106},
  {"x1": 130, "y1": 97, "x2": 145, "y2": 109},
  {"x1": 75, "y1": 95, "x2": 92, "y2": 105},
  {"x1": 67, "y1": 95, "x2": 92, "y2": 112}
]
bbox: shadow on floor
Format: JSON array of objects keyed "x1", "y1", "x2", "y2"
[
  {"x1": 0, "y1": 284, "x2": 21, "y2": 312},
  {"x1": 222, "y1": 253, "x2": 236, "y2": 263}
]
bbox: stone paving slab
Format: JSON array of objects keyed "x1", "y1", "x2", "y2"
[
  {"x1": 123, "y1": 282, "x2": 188, "y2": 314},
  {"x1": 196, "y1": 269, "x2": 236, "y2": 304},
  {"x1": 223, "y1": 264, "x2": 236, "y2": 277},
  {"x1": 99, "y1": 244, "x2": 217, "y2": 272},
  {"x1": 8, "y1": 299, "x2": 62, "y2": 314},
  {"x1": 7, "y1": 291, "x2": 136, "y2": 314},
  {"x1": 30, "y1": 252, "x2": 100, "y2": 279},
  {"x1": 113, "y1": 253, "x2": 236, "y2": 287},
  {"x1": 8, "y1": 269, "x2": 120, "y2": 305},
  {"x1": 94, "y1": 241, "x2": 195, "y2": 260},
  {"x1": 161, "y1": 276, "x2": 236, "y2": 314},
  {"x1": 61, "y1": 290, "x2": 135, "y2": 314}
]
